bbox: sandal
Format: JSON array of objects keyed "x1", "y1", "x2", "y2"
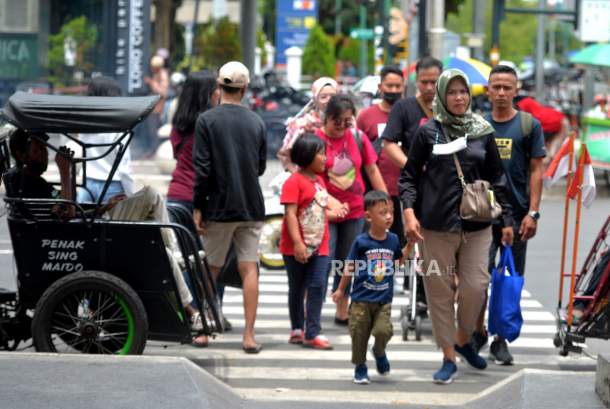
[
  {"x1": 242, "y1": 344, "x2": 262, "y2": 354},
  {"x1": 192, "y1": 333, "x2": 209, "y2": 348}
]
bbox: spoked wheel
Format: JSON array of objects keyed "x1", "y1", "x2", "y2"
[
  {"x1": 259, "y1": 214, "x2": 284, "y2": 270},
  {"x1": 32, "y1": 271, "x2": 148, "y2": 355}
]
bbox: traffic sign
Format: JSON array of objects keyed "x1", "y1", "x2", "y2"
[{"x1": 350, "y1": 28, "x2": 374, "y2": 40}]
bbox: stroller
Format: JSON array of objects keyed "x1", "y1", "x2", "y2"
[
  {"x1": 400, "y1": 243, "x2": 428, "y2": 341},
  {"x1": 555, "y1": 216, "x2": 610, "y2": 356}
]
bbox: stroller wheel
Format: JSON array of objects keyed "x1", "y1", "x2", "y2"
[
  {"x1": 415, "y1": 315, "x2": 422, "y2": 341},
  {"x1": 553, "y1": 333, "x2": 561, "y2": 348},
  {"x1": 401, "y1": 315, "x2": 409, "y2": 341}
]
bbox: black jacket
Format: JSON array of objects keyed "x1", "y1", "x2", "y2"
[
  {"x1": 192, "y1": 104, "x2": 267, "y2": 222},
  {"x1": 399, "y1": 120, "x2": 513, "y2": 233}
]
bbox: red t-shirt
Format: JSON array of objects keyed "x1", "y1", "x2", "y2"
[
  {"x1": 356, "y1": 104, "x2": 401, "y2": 197},
  {"x1": 315, "y1": 128, "x2": 377, "y2": 221},
  {"x1": 167, "y1": 128, "x2": 195, "y2": 202},
  {"x1": 279, "y1": 172, "x2": 330, "y2": 256}
]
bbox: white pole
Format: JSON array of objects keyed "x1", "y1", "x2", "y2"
[
  {"x1": 285, "y1": 46, "x2": 303, "y2": 90},
  {"x1": 429, "y1": 0, "x2": 445, "y2": 59}
]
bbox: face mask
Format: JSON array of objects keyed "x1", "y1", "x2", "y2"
[
  {"x1": 361, "y1": 96, "x2": 372, "y2": 108},
  {"x1": 383, "y1": 92, "x2": 402, "y2": 105}
]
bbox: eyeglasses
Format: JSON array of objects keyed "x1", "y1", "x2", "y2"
[{"x1": 332, "y1": 118, "x2": 353, "y2": 128}]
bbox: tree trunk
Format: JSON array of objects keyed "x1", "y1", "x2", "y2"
[{"x1": 154, "y1": 0, "x2": 173, "y2": 51}]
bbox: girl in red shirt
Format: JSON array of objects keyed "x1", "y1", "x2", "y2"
[{"x1": 280, "y1": 133, "x2": 348, "y2": 349}]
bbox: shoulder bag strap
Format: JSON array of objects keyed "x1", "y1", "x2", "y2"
[
  {"x1": 452, "y1": 153, "x2": 467, "y2": 188},
  {"x1": 437, "y1": 121, "x2": 467, "y2": 188}
]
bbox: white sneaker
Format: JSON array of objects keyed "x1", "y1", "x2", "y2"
[{"x1": 190, "y1": 312, "x2": 203, "y2": 331}]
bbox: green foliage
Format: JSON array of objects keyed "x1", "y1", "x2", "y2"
[
  {"x1": 259, "y1": 0, "x2": 277, "y2": 45},
  {"x1": 446, "y1": 0, "x2": 581, "y2": 65},
  {"x1": 257, "y1": 30, "x2": 268, "y2": 67},
  {"x1": 337, "y1": 36, "x2": 374, "y2": 75},
  {"x1": 48, "y1": 16, "x2": 97, "y2": 86},
  {"x1": 170, "y1": 23, "x2": 186, "y2": 69},
  {"x1": 447, "y1": 0, "x2": 539, "y2": 64},
  {"x1": 302, "y1": 24, "x2": 336, "y2": 78},
  {"x1": 198, "y1": 17, "x2": 242, "y2": 70}
]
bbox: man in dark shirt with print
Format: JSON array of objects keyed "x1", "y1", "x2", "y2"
[
  {"x1": 382, "y1": 56, "x2": 441, "y2": 298},
  {"x1": 473, "y1": 64, "x2": 546, "y2": 365},
  {"x1": 193, "y1": 61, "x2": 266, "y2": 353},
  {"x1": 381, "y1": 56, "x2": 442, "y2": 167}
]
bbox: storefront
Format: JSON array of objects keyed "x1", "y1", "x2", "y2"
[{"x1": 0, "y1": 0, "x2": 151, "y2": 104}]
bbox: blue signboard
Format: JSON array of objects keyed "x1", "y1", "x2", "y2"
[{"x1": 275, "y1": 0, "x2": 319, "y2": 65}]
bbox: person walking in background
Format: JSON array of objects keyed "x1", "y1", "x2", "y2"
[
  {"x1": 278, "y1": 77, "x2": 338, "y2": 172},
  {"x1": 357, "y1": 65, "x2": 406, "y2": 244},
  {"x1": 471, "y1": 65, "x2": 546, "y2": 365},
  {"x1": 280, "y1": 134, "x2": 348, "y2": 350},
  {"x1": 167, "y1": 71, "x2": 220, "y2": 211},
  {"x1": 382, "y1": 56, "x2": 441, "y2": 299},
  {"x1": 400, "y1": 69, "x2": 514, "y2": 384},
  {"x1": 193, "y1": 61, "x2": 266, "y2": 354},
  {"x1": 77, "y1": 76, "x2": 135, "y2": 203},
  {"x1": 382, "y1": 56, "x2": 442, "y2": 169},
  {"x1": 332, "y1": 190, "x2": 404, "y2": 384},
  {"x1": 140, "y1": 55, "x2": 170, "y2": 158},
  {"x1": 165, "y1": 71, "x2": 236, "y2": 332},
  {"x1": 316, "y1": 94, "x2": 387, "y2": 325}
]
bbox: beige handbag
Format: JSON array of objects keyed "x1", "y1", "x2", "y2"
[{"x1": 452, "y1": 153, "x2": 502, "y2": 223}]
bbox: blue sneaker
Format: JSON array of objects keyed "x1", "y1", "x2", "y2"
[
  {"x1": 353, "y1": 364, "x2": 370, "y2": 384},
  {"x1": 433, "y1": 359, "x2": 457, "y2": 384},
  {"x1": 374, "y1": 353, "x2": 391, "y2": 376},
  {"x1": 455, "y1": 343, "x2": 487, "y2": 370}
]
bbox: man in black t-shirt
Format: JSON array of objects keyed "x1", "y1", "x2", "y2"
[
  {"x1": 192, "y1": 61, "x2": 267, "y2": 354},
  {"x1": 381, "y1": 56, "x2": 442, "y2": 168},
  {"x1": 381, "y1": 56, "x2": 442, "y2": 298}
]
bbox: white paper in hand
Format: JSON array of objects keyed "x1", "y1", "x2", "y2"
[{"x1": 432, "y1": 136, "x2": 468, "y2": 156}]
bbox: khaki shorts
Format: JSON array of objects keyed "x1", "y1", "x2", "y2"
[{"x1": 202, "y1": 221, "x2": 263, "y2": 268}]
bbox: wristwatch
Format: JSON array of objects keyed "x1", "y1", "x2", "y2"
[{"x1": 528, "y1": 211, "x2": 540, "y2": 221}]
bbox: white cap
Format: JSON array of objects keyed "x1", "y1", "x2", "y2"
[{"x1": 217, "y1": 61, "x2": 250, "y2": 88}]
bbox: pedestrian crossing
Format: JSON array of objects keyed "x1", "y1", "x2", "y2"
[{"x1": 143, "y1": 267, "x2": 594, "y2": 406}]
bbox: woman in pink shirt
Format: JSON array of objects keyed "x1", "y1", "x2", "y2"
[{"x1": 316, "y1": 94, "x2": 387, "y2": 323}]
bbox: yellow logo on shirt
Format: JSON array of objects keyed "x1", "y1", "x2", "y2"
[
  {"x1": 495, "y1": 138, "x2": 513, "y2": 160},
  {"x1": 373, "y1": 261, "x2": 386, "y2": 283}
]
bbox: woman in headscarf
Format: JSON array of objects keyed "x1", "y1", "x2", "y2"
[
  {"x1": 278, "y1": 77, "x2": 338, "y2": 172},
  {"x1": 399, "y1": 69, "x2": 514, "y2": 384}
]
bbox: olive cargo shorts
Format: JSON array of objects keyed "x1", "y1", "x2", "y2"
[{"x1": 349, "y1": 301, "x2": 393, "y2": 365}]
